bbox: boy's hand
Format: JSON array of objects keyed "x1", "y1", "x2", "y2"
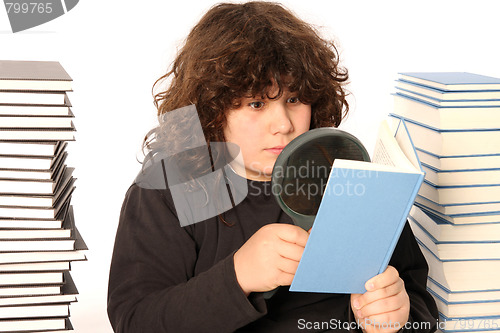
[
  {"x1": 350, "y1": 266, "x2": 410, "y2": 333},
  {"x1": 233, "y1": 223, "x2": 309, "y2": 295}
]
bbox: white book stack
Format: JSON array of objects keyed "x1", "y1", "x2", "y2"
[
  {"x1": 391, "y1": 72, "x2": 500, "y2": 333},
  {"x1": 0, "y1": 60, "x2": 87, "y2": 332}
]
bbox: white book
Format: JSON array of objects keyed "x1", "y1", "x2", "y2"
[
  {"x1": 422, "y1": 163, "x2": 500, "y2": 187},
  {"x1": 393, "y1": 93, "x2": 500, "y2": 130},
  {"x1": 0, "y1": 318, "x2": 68, "y2": 332},
  {"x1": 0, "y1": 303, "x2": 69, "y2": 319},
  {"x1": 428, "y1": 278, "x2": 500, "y2": 303},
  {"x1": 410, "y1": 206, "x2": 500, "y2": 241},
  {"x1": 410, "y1": 219, "x2": 500, "y2": 260},
  {"x1": 0, "y1": 285, "x2": 63, "y2": 297},
  {"x1": 0, "y1": 154, "x2": 56, "y2": 170},
  {"x1": 0, "y1": 294, "x2": 77, "y2": 307},
  {"x1": 0, "y1": 250, "x2": 86, "y2": 265},
  {"x1": 396, "y1": 88, "x2": 500, "y2": 107},
  {"x1": 414, "y1": 203, "x2": 500, "y2": 225},
  {"x1": 0, "y1": 169, "x2": 74, "y2": 208},
  {"x1": 0, "y1": 104, "x2": 71, "y2": 116},
  {"x1": 389, "y1": 115, "x2": 500, "y2": 156},
  {"x1": 0, "y1": 60, "x2": 72, "y2": 91},
  {"x1": 0, "y1": 91, "x2": 67, "y2": 105},
  {"x1": 0, "y1": 239, "x2": 77, "y2": 252},
  {"x1": 417, "y1": 242, "x2": 500, "y2": 292},
  {"x1": 417, "y1": 149, "x2": 500, "y2": 171},
  {"x1": 0, "y1": 272, "x2": 64, "y2": 285},
  {"x1": 398, "y1": 72, "x2": 500, "y2": 91},
  {"x1": 0, "y1": 218, "x2": 63, "y2": 229},
  {"x1": 0, "y1": 141, "x2": 62, "y2": 156},
  {"x1": 0, "y1": 261, "x2": 70, "y2": 272},
  {"x1": 418, "y1": 181, "x2": 500, "y2": 206},
  {"x1": 0, "y1": 128, "x2": 75, "y2": 141},
  {"x1": 395, "y1": 80, "x2": 500, "y2": 100},
  {"x1": 0, "y1": 115, "x2": 74, "y2": 128},
  {"x1": 415, "y1": 195, "x2": 500, "y2": 216},
  {"x1": 432, "y1": 293, "x2": 500, "y2": 318},
  {"x1": 0, "y1": 166, "x2": 72, "y2": 196}
]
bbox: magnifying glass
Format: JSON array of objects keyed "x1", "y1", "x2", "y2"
[
  {"x1": 272, "y1": 127, "x2": 371, "y2": 231},
  {"x1": 263, "y1": 127, "x2": 370, "y2": 298}
]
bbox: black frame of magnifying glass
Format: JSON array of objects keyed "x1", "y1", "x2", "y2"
[{"x1": 271, "y1": 127, "x2": 371, "y2": 231}]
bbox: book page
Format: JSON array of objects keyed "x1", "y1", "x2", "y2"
[{"x1": 372, "y1": 119, "x2": 419, "y2": 173}]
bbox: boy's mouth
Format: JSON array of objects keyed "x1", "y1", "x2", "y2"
[{"x1": 265, "y1": 146, "x2": 286, "y2": 155}]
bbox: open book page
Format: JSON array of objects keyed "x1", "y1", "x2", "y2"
[{"x1": 372, "y1": 119, "x2": 420, "y2": 173}]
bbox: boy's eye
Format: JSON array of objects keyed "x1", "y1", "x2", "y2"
[
  {"x1": 287, "y1": 97, "x2": 300, "y2": 104},
  {"x1": 249, "y1": 101, "x2": 265, "y2": 109}
]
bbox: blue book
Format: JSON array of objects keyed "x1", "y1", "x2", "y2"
[
  {"x1": 388, "y1": 114, "x2": 500, "y2": 157},
  {"x1": 414, "y1": 195, "x2": 500, "y2": 217},
  {"x1": 392, "y1": 93, "x2": 500, "y2": 131},
  {"x1": 399, "y1": 72, "x2": 500, "y2": 91},
  {"x1": 415, "y1": 148, "x2": 500, "y2": 172},
  {"x1": 395, "y1": 79, "x2": 500, "y2": 101},
  {"x1": 290, "y1": 119, "x2": 424, "y2": 294},
  {"x1": 396, "y1": 88, "x2": 500, "y2": 107}
]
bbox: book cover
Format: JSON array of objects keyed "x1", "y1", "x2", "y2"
[
  {"x1": 399, "y1": 72, "x2": 500, "y2": 91},
  {"x1": 0, "y1": 169, "x2": 75, "y2": 208},
  {"x1": 417, "y1": 240, "x2": 500, "y2": 292},
  {"x1": 413, "y1": 203, "x2": 500, "y2": 225},
  {"x1": 0, "y1": 91, "x2": 67, "y2": 105},
  {"x1": 421, "y1": 163, "x2": 500, "y2": 187},
  {"x1": 415, "y1": 195, "x2": 500, "y2": 217},
  {"x1": 0, "y1": 318, "x2": 69, "y2": 332},
  {"x1": 395, "y1": 80, "x2": 500, "y2": 100},
  {"x1": 396, "y1": 88, "x2": 500, "y2": 107},
  {"x1": 0, "y1": 95, "x2": 72, "y2": 116},
  {"x1": 0, "y1": 249, "x2": 86, "y2": 265},
  {"x1": 290, "y1": 119, "x2": 424, "y2": 293},
  {"x1": 410, "y1": 219, "x2": 500, "y2": 260},
  {"x1": 0, "y1": 140, "x2": 62, "y2": 156},
  {"x1": 428, "y1": 277, "x2": 500, "y2": 303},
  {"x1": 410, "y1": 206, "x2": 500, "y2": 240},
  {"x1": 389, "y1": 115, "x2": 500, "y2": 156},
  {"x1": 0, "y1": 60, "x2": 72, "y2": 91},
  {"x1": 416, "y1": 148, "x2": 500, "y2": 172},
  {"x1": 392, "y1": 93, "x2": 500, "y2": 130}
]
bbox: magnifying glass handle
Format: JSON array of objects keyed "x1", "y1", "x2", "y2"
[{"x1": 263, "y1": 287, "x2": 278, "y2": 299}]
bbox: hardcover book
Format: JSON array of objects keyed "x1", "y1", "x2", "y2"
[{"x1": 290, "y1": 119, "x2": 424, "y2": 293}]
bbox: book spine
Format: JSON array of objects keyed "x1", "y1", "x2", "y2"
[{"x1": 379, "y1": 173, "x2": 424, "y2": 273}]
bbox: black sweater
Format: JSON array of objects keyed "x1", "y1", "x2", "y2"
[{"x1": 107, "y1": 177, "x2": 438, "y2": 333}]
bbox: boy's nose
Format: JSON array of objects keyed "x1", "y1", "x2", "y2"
[{"x1": 270, "y1": 104, "x2": 294, "y2": 134}]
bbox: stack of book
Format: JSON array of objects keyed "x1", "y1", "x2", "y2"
[
  {"x1": 0, "y1": 60, "x2": 86, "y2": 332},
  {"x1": 391, "y1": 72, "x2": 500, "y2": 333}
]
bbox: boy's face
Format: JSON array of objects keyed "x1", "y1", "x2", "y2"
[{"x1": 224, "y1": 87, "x2": 311, "y2": 181}]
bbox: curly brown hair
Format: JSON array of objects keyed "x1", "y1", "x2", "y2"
[{"x1": 152, "y1": 1, "x2": 349, "y2": 144}]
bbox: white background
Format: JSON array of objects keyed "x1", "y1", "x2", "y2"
[{"x1": 1, "y1": 0, "x2": 500, "y2": 331}]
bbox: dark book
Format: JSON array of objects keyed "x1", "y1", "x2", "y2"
[
  {"x1": 0, "y1": 168, "x2": 74, "y2": 208},
  {"x1": 0, "y1": 317, "x2": 70, "y2": 332},
  {"x1": 0, "y1": 60, "x2": 72, "y2": 91},
  {"x1": 0, "y1": 110, "x2": 74, "y2": 128}
]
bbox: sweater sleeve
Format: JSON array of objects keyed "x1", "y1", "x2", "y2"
[{"x1": 107, "y1": 184, "x2": 266, "y2": 333}]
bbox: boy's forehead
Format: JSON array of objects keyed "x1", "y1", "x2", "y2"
[{"x1": 242, "y1": 77, "x2": 296, "y2": 98}]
